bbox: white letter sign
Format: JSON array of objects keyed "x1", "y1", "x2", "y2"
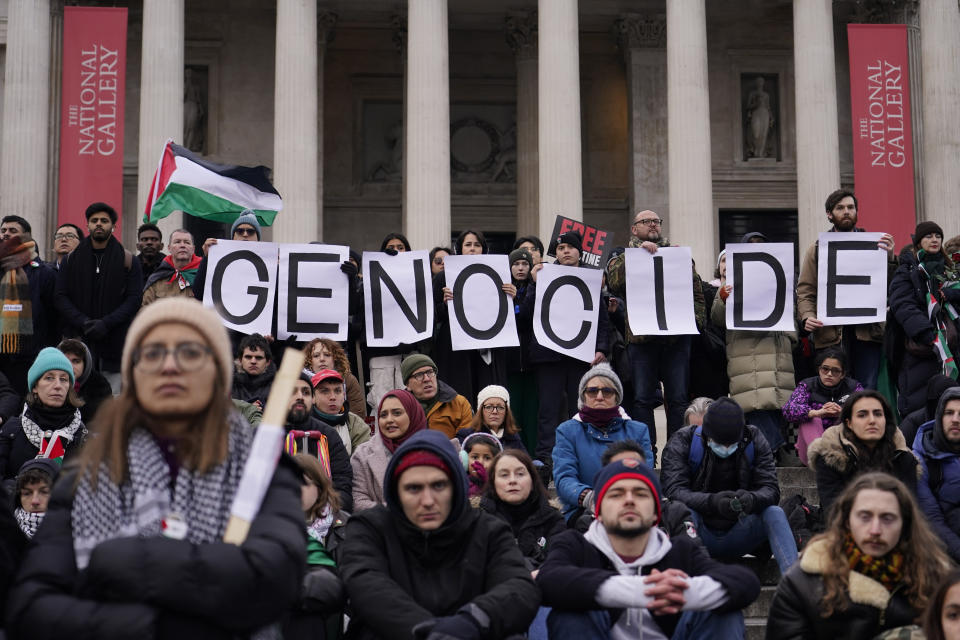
[
  {"x1": 533, "y1": 264, "x2": 602, "y2": 363},
  {"x1": 203, "y1": 240, "x2": 278, "y2": 336},
  {"x1": 725, "y1": 243, "x2": 795, "y2": 332},
  {"x1": 443, "y1": 255, "x2": 520, "y2": 351},
  {"x1": 277, "y1": 244, "x2": 349, "y2": 341},
  {"x1": 625, "y1": 247, "x2": 698, "y2": 336},
  {"x1": 816, "y1": 232, "x2": 887, "y2": 326},
  {"x1": 363, "y1": 250, "x2": 434, "y2": 347}
]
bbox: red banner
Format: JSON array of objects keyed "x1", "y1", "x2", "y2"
[
  {"x1": 58, "y1": 7, "x2": 127, "y2": 235},
  {"x1": 848, "y1": 24, "x2": 915, "y2": 250}
]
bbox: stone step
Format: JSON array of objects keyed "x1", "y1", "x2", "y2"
[
  {"x1": 740, "y1": 556, "x2": 782, "y2": 586},
  {"x1": 745, "y1": 617, "x2": 767, "y2": 640},
  {"x1": 743, "y1": 585, "x2": 777, "y2": 618},
  {"x1": 776, "y1": 466, "x2": 816, "y2": 486}
]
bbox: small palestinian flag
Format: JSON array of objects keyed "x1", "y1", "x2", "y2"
[{"x1": 143, "y1": 139, "x2": 282, "y2": 226}]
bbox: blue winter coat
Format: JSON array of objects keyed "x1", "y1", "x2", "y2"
[
  {"x1": 913, "y1": 388, "x2": 960, "y2": 563},
  {"x1": 552, "y1": 413, "x2": 653, "y2": 520}
]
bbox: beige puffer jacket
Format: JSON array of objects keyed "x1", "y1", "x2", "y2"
[{"x1": 711, "y1": 294, "x2": 796, "y2": 411}]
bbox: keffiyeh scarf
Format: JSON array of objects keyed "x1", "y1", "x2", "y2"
[
  {"x1": 15, "y1": 508, "x2": 44, "y2": 538},
  {"x1": 306, "y1": 506, "x2": 335, "y2": 544},
  {"x1": 71, "y1": 413, "x2": 252, "y2": 570},
  {"x1": 20, "y1": 405, "x2": 85, "y2": 456},
  {"x1": 919, "y1": 251, "x2": 960, "y2": 379}
]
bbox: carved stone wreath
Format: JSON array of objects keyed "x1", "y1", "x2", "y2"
[{"x1": 450, "y1": 117, "x2": 501, "y2": 174}]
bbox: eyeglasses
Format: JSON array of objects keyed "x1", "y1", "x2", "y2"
[
  {"x1": 819, "y1": 365, "x2": 843, "y2": 377},
  {"x1": 634, "y1": 218, "x2": 662, "y2": 227},
  {"x1": 584, "y1": 386, "x2": 617, "y2": 399},
  {"x1": 482, "y1": 404, "x2": 506, "y2": 413},
  {"x1": 234, "y1": 227, "x2": 257, "y2": 237},
  {"x1": 133, "y1": 342, "x2": 212, "y2": 372},
  {"x1": 54, "y1": 233, "x2": 79, "y2": 241},
  {"x1": 432, "y1": 257, "x2": 445, "y2": 265},
  {"x1": 409, "y1": 369, "x2": 436, "y2": 382}
]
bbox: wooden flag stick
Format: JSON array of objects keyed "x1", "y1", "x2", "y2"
[{"x1": 223, "y1": 347, "x2": 304, "y2": 544}]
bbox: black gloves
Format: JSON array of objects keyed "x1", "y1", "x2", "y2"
[
  {"x1": 413, "y1": 604, "x2": 488, "y2": 640},
  {"x1": 82, "y1": 319, "x2": 107, "y2": 341},
  {"x1": 734, "y1": 490, "x2": 756, "y2": 515},
  {"x1": 708, "y1": 491, "x2": 739, "y2": 519},
  {"x1": 340, "y1": 259, "x2": 358, "y2": 279}
]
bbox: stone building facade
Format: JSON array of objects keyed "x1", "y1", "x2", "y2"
[{"x1": 0, "y1": 0, "x2": 957, "y2": 272}]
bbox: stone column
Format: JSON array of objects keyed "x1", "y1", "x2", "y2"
[
  {"x1": 46, "y1": 2, "x2": 65, "y2": 259},
  {"x1": 137, "y1": 0, "x2": 184, "y2": 234},
  {"x1": 793, "y1": 0, "x2": 840, "y2": 253},
  {"x1": 920, "y1": 0, "x2": 960, "y2": 236},
  {"x1": 666, "y1": 0, "x2": 714, "y2": 273},
  {"x1": 506, "y1": 11, "x2": 539, "y2": 239},
  {"x1": 614, "y1": 14, "x2": 668, "y2": 220},
  {"x1": 403, "y1": 0, "x2": 450, "y2": 250},
  {"x1": 271, "y1": 0, "x2": 324, "y2": 243},
  {"x1": 0, "y1": 0, "x2": 52, "y2": 242},
  {"x1": 537, "y1": 0, "x2": 582, "y2": 244}
]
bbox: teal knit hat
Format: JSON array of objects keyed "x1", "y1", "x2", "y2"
[{"x1": 28, "y1": 347, "x2": 75, "y2": 391}]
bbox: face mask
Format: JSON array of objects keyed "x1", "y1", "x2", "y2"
[{"x1": 708, "y1": 440, "x2": 738, "y2": 459}]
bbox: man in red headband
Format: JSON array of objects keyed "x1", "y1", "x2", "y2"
[
  {"x1": 538, "y1": 458, "x2": 759, "y2": 639},
  {"x1": 338, "y1": 430, "x2": 539, "y2": 640}
]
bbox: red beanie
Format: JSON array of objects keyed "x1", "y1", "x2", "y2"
[{"x1": 392, "y1": 449, "x2": 452, "y2": 480}]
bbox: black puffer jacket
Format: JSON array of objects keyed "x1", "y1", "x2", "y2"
[
  {"x1": 766, "y1": 538, "x2": 920, "y2": 640},
  {"x1": 807, "y1": 424, "x2": 918, "y2": 516},
  {"x1": 660, "y1": 424, "x2": 780, "y2": 531},
  {"x1": 889, "y1": 247, "x2": 949, "y2": 415},
  {"x1": 0, "y1": 406, "x2": 87, "y2": 482},
  {"x1": 478, "y1": 493, "x2": 565, "y2": 569},
  {"x1": 338, "y1": 430, "x2": 539, "y2": 640},
  {"x1": 5, "y1": 456, "x2": 307, "y2": 639}
]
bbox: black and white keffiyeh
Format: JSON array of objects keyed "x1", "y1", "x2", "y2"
[
  {"x1": 14, "y1": 507, "x2": 44, "y2": 538},
  {"x1": 71, "y1": 412, "x2": 252, "y2": 570},
  {"x1": 20, "y1": 404, "x2": 85, "y2": 450},
  {"x1": 306, "y1": 506, "x2": 334, "y2": 544}
]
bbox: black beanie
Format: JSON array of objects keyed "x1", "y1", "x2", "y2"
[
  {"x1": 914, "y1": 221, "x2": 944, "y2": 248},
  {"x1": 555, "y1": 230, "x2": 583, "y2": 253},
  {"x1": 702, "y1": 397, "x2": 745, "y2": 446}
]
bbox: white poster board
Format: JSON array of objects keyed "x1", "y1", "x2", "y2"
[
  {"x1": 363, "y1": 250, "x2": 434, "y2": 347},
  {"x1": 725, "y1": 243, "x2": 795, "y2": 332},
  {"x1": 816, "y1": 232, "x2": 888, "y2": 326},
  {"x1": 625, "y1": 247, "x2": 698, "y2": 336},
  {"x1": 443, "y1": 255, "x2": 520, "y2": 351},
  {"x1": 203, "y1": 240, "x2": 278, "y2": 336},
  {"x1": 276, "y1": 244, "x2": 349, "y2": 341},
  {"x1": 532, "y1": 264, "x2": 602, "y2": 363}
]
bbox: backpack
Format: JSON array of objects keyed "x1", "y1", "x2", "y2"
[
  {"x1": 782, "y1": 493, "x2": 823, "y2": 550},
  {"x1": 688, "y1": 425, "x2": 755, "y2": 475}
]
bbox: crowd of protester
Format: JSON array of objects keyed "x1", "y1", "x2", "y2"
[{"x1": 0, "y1": 188, "x2": 959, "y2": 639}]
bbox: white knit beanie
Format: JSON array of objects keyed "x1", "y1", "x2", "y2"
[
  {"x1": 476, "y1": 384, "x2": 510, "y2": 409},
  {"x1": 121, "y1": 298, "x2": 234, "y2": 392}
]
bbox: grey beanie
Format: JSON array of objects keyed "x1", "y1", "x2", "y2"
[
  {"x1": 230, "y1": 210, "x2": 262, "y2": 240},
  {"x1": 577, "y1": 363, "x2": 623, "y2": 408}
]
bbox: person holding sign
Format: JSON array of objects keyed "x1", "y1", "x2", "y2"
[
  {"x1": 6, "y1": 298, "x2": 306, "y2": 639},
  {"x1": 711, "y1": 235, "x2": 801, "y2": 467},
  {"x1": 889, "y1": 221, "x2": 960, "y2": 417},
  {"x1": 435, "y1": 230, "x2": 509, "y2": 405},
  {"x1": 796, "y1": 189, "x2": 896, "y2": 390},
  {"x1": 519, "y1": 230, "x2": 611, "y2": 482},
  {"x1": 607, "y1": 210, "x2": 706, "y2": 446},
  {"x1": 191, "y1": 210, "x2": 262, "y2": 301}
]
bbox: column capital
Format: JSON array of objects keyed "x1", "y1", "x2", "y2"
[
  {"x1": 318, "y1": 10, "x2": 338, "y2": 47},
  {"x1": 505, "y1": 10, "x2": 537, "y2": 60},
  {"x1": 391, "y1": 13, "x2": 407, "y2": 55},
  {"x1": 613, "y1": 13, "x2": 666, "y2": 53}
]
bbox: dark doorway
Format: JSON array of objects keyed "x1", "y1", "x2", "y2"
[
  {"x1": 451, "y1": 230, "x2": 515, "y2": 255},
  {"x1": 718, "y1": 209, "x2": 798, "y2": 250}
]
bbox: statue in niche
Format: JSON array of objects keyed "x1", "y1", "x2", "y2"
[
  {"x1": 368, "y1": 121, "x2": 403, "y2": 182},
  {"x1": 745, "y1": 76, "x2": 774, "y2": 159},
  {"x1": 183, "y1": 67, "x2": 206, "y2": 153},
  {"x1": 489, "y1": 122, "x2": 517, "y2": 183}
]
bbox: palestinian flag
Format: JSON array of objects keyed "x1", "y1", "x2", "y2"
[{"x1": 143, "y1": 140, "x2": 282, "y2": 225}]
